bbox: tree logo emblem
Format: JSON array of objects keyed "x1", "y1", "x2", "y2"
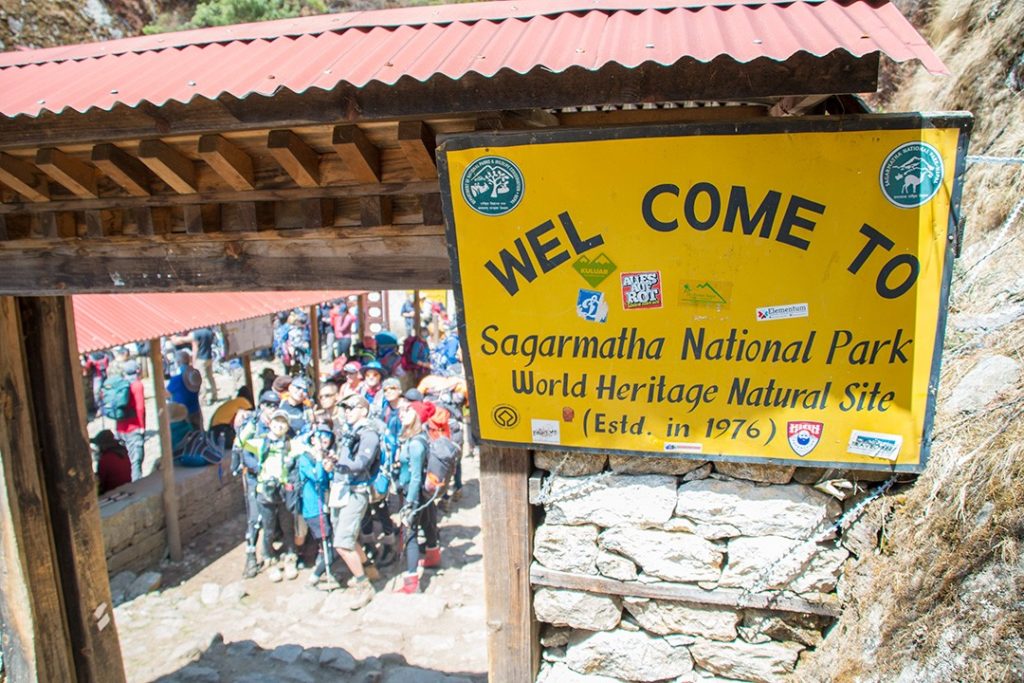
[
  {"x1": 461, "y1": 156, "x2": 524, "y2": 216},
  {"x1": 879, "y1": 142, "x2": 944, "y2": 208}
]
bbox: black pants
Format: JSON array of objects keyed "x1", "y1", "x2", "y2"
[
  {"x1": 360, "y1": 497, "x2": 397, "y2": 537},
  {"x1": 243, "y1": 477, "x2": 261, "y2": 551},
  {"x1": 405, "y1": 500, "x2": 439, "y2": 575},
  {"x1": 256, "y1": 492, "x2": 295, "y2": 559}
]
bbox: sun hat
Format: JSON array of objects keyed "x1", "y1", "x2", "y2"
[{"x1": 182, "y1": 367, "x2": 202, "y2": 393}]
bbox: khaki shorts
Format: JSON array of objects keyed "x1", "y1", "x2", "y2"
[{"x1": 331, "y1": 485, "x2": 369, "y2": 551}]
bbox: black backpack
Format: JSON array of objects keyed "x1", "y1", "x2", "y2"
[
  {"x1": 416, "y1": 434, "x2": 461, "y2": 496},
  {"x1": 100, "y1": 377, "x2": 134, "y2": 420}
]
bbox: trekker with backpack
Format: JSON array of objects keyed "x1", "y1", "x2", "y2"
[
  {"x1": 400, "y1": 328, "x2": 432, "y2": 390},
  {"x1": 233, "y1": 390, "x2": 280, "y2": 579},
  {"x1": 394, "y1": 399, "x2": 444, "y2": 594},
  {"x1": 296, "y1": 421, "x2": 338, "y2": 589},
  {"x1": 329, "y1": 394, "x2": 381, "y2": 609},
  {"x1": 102, "y1": 360, "x2": 146, "y2": 480},
  {"x1": 241, "y1": 409, "x2": 299, "y2": 583}
]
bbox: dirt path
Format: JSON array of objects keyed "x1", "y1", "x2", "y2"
[{"x1": 114, "y1": 456, "x2": 489, "y2": 683}]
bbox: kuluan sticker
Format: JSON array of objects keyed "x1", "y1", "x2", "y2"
[
  {"x1": 573, "y1": 253, "x2": 617, "y2": 286},
  {"x1": 531, "y1": 419, "x2": 561, "y2": 444},
  {"x1": 577, "y1": 289, "x2": 609, "y2": 323},
  {"x1": 621, "y1": 271, "x2": 663, "y2": 310}
]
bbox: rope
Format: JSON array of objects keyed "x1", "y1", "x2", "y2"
[{"x1": 966, "y1": 155, "x2": 1024, "y2": 166}]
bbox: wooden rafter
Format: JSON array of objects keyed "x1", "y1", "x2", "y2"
[
  {"x1": 267, "y1": 129, "x2": 320, "y2": 188},
  {"x1": 35, "y1": 148, "x2": 98, "y2": 199},
  {"x1": 331, "y1": 125, "x2": 380, "y2": 183},
  {"x1": 397, "y1": 120, "x2": 437, "y2": 180},
  {"x1": 91, "y1": 143, "x2": 151, "y2": 197},
  {"x1": 138, "y1": 139, "x2": 198, "y2": 194},
  {"x1": 0, "y1": 152, "x2": 49, "y2": 202},
  {"x1": 198, "y1": 134, "x2": 255, "y2": 191},
  {"x1": 360, "y1": 195, "x2": 392, "y2": 227}
]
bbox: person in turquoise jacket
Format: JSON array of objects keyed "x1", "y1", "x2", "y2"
[
  {"x1": 394, "y1": 399, "x2": 441, "y2": 594},
  {"x1": 296, "y1": 421, "x2": 337, "y2": 588}
]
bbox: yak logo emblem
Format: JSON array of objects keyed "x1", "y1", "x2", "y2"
[
  {"x1": 787, "y1": 421, "x2": 823, "y2": 457},
  {"x1": 880, "y1": 142, "x2": 944, "y2": 208}
]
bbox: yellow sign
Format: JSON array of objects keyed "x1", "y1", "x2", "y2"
[{"x1": 439, "y1": 115, "x2": 972, "y2": 471}]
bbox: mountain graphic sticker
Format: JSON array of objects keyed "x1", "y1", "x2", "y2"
[{"x1": 573, "y1": 253, "x2": 617, "y2": 286}]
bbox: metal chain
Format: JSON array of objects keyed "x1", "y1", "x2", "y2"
[
  {"x1": 740, "y1": 475, "x2": 898, "y2": 598},
  {"x1": 966, "y1": 154, "x2": 1024, "y2": 166}
]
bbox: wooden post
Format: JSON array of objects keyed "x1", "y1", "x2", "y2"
[
  {"x1": 309, "y1": 304, "x2": 320, "y2": 392},
  {"x1": 479, "y1": 446, "x2": 539, "y2": 682},
  {"x1": 413, "y1": 289, "x2": 422, "y2": 336},
  {"x1": 0, "y1": 296, "x2": 77, "y2": 683},
  {"x1": 16, "y1": 296, "x2": 126, "y2": 683},
  {"x1": 149, "y1": 338, "x2": 183, "y2": 561},
  {"x1": 242, "y1": 352, "x2": 254, "y2": 398}
]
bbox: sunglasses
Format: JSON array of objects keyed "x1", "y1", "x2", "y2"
[{"x1": 319, "y1": 393, "x2": 338, "y2": 399}]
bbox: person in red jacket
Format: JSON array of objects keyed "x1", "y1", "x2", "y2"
[
  {"x1": 92, "y1": 430, "x2": 131, "y2": 494},
  {"x1": 116, "y1": 360, "x2": 148, "y2": 481}
]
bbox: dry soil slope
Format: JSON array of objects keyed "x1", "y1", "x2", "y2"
[{"x1": 798, "y1": 1, "x2": 1024, "y2": 682}]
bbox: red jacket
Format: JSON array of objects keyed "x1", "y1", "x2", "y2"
[{"x1": 116, "y1": 380, "x2": 146, "y2": 433}]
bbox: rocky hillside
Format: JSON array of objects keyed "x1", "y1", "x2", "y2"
[{"x1": 798, "y1": 1, "x2": 1024, "y2": 681}]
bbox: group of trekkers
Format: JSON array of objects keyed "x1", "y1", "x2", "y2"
[{"x1": 230, "y1": 322, "x2": 469, "y2": 608}]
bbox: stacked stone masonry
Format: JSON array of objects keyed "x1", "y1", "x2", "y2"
[
  {"x1": 532, "y1": 452, "x2": 880, "y2": 683},
  {"x1": 102, "y1": 464, "x2": 245, "y2": 575}
]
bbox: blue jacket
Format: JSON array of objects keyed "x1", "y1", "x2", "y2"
[
  {"x1": 397, "y1": 433, "x2": 428, "y2": 504},
  {"x1": 296, "y1": 450, "x2": 332, "y2": 519}
]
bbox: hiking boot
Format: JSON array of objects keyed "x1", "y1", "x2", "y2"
[
  {"x1": 419, "y1": 546, "x2": 441, "y2": 569},
  {"x1": 395, "y1": 575, "x2": 420, "y2": 594},
  {"x1": 307, "y1": 571, "x2": 322, "y2": 587},
  {"x1": 450, "y1": 487, "x2": 463, "y2": 503},
  {"x1": 283, "y1": 554, "x2": 299, "y2": 581},
  {"x1": 376, "y1": 534, "x2": 398, "y2": 567},
  {"x1": 320, "y1": 574, "x2": 342, "y2": 592},
  {"x1": 362, "y1": 562, "x2": 381, "y2": 582},
  {"x1": 268, "y1": 566, "x2": 284, "y2": 583},
  {"x1": 347, "y1": 580, "x2": 376, "y2": 610},
  {"x1": 243, "y1": 552, "x2": 259, "y2": 579}
]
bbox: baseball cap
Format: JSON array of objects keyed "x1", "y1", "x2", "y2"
[
  {"x1": 342, "y1": 362, "x2": 361, "y2": 374},
  {"x1": 259, "y1": 390, "x2": 281, "y2": 406},
  {"x1": 271, "y1": 375, "x2": 292, "y2": 393},
  {"x1": 382, "y1": 378, "x2": 401, "y2": 391},
  {"x1": 341, "y1": 395, "x2": 369, "y2": 410},
  {"x1": 269, "y1": 409, "x2": 291, "y2": 423},
  {"x1": 290, "y1": 376, "x2": 310, "y2": 392}
]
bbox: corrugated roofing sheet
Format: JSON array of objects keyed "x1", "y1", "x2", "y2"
[
  {"x1": 73, "y1": 291, "x2": 354, "y2": 353},
  {"x1": 0, "y1": 0, "x2": 945, "y2": 119}
]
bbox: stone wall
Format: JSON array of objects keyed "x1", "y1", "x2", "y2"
[
  {"x1": 531, "y1": 453, "x2": 884, "y2": 683},
  {"x1": 101, "y1": 464, "x2": 244, "y2": 575}
]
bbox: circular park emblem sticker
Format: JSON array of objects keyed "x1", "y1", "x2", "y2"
[
  {"x1": 461, "y1": 156, "x2": 524, "y2": 216},
  {"x1": 879, "y1": 142, "x2": 945, "y2": 208}
]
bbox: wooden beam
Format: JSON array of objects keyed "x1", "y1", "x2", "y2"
[
  {"x1": 420, "y1": 193, "x2": 444, "y2": 226},
  {"x1": 480, "y1": 446, "x2": 539, "y2": 682},
  {"x1": 138, "y1": 139, "x2": 198, "y2": 194},
  {"x1": 149, "y1": 339, "x2": 183, "y2": 562},
  {"x1": 397, "y1": 120, "x2": 437, "y2": 180},
  {"x1": 242, "y1": 353, "x2": 254, "y2": 398},
  {"x1": 0, "y1": 296, "x2": 77, "y2": 683},
  {"x1": 0, "y1": 229, "x2": 450, "y2": 293},
  {"x1": 84, "y1": 210, "x2": 104, "y2": 238},
  {"x1": 309, "y1": 304, "x2": 320, "y2": 392},
  {"x1": 198, "y1": 134, "x2": 255, "y2": 191},
  {"x1": 91, "y1": 143, "x2": 151, "y2": 197},
  {"x1": 301, "y1": 198, "x2": 334, "y2": 229},
  {"x1": 224, "y1": 201, "x2": 258, "y2": 232},
  {"x1": 0, "y1": 214, "x2": 7, "y2": 240},
  {"x1": 0, "y1": 52, "x2": 879, "y2": 151},
  {"x1": 0, "y1": 178, "x2": 439, "y2": 215},
  {"x1": 183, "y1": 205, "x2": 204, "y2": 234},
  {"x1": 530, "y1": 565, "x2": 841, "y2": 618},
  {"x1": 331, "y1": 125, "x2": 380, "y2": 183},
  {"x1": 17, "y1": 296, "x2": 126, "y2": 682},
  {"x1": 0, "y1": 152, "x2": 49, "y2": 202},
  {"x1": 38, "y1": 213, "x2": 58, "y2": 239},
  {"x1": 35, "y1": 148, "x2": 99, "y2": 199},
  {"x1": 360, "y1": 195, "x2": 392, "y2": 227},
  {"x1": 132, "y1": 207, "x2": 154, "y2": 236},
  {"x1": 267, "y1": 129, "x2": 320, "y2": 188},
  {"x1": 769, "y1": 94, "x2": 833, "y2": 117}
]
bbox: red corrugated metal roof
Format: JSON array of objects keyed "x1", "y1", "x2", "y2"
[
  {"x1": 0, "y1": 0, "x2": 945, "y2": 119},
  {"x1": 73, "y1": 290, "x2": 353, "y2": 353}
]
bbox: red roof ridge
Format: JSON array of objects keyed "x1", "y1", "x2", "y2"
[{"x1": 0, "y1": 0, "x2": 824, "y2": 69}]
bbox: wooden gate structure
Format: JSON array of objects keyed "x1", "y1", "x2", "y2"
[{"x1": 0, "y1": 1, "x2": 944, "y2": 680}]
